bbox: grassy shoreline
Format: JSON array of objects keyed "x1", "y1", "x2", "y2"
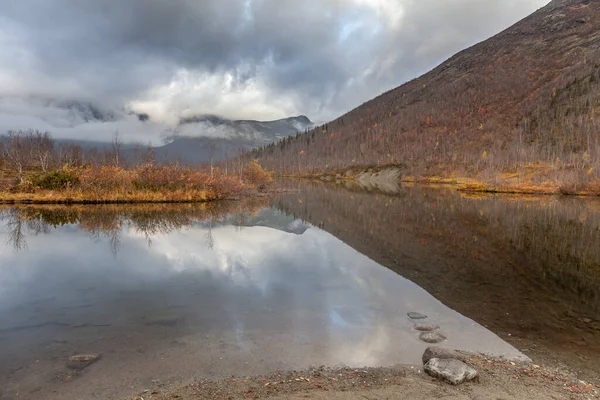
[
  {"x1": 0, "y1": 161, "x2": 274, "y2": 204},
  {"x1": 0, "y1": 188, "x2": 226, "y2": 204},
  {"x1": 284, "y1": 165, "x2": 600, "y2": 197}
]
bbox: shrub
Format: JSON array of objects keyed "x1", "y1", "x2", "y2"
[
  {"x1": 32, "y1": 169, "x2": 80, "y2": 190},
  {"x1": 79, "y1": 166, "x2": 133, "y2": 192},
  {"x1": 133, "y1": 164, "x2": 212, "y2": 191},
  {"x1": 243, "y1": 160, "x2": 273, "y2": 188}
]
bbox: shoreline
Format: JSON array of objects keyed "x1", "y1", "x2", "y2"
[
  {"x1": 281, "y1": 168, "x2": 600, "y2": 197},
  {"x1": 0, "y1": 188, "x2": 295, "y2": 205},
  {"x1": 121, "y1": 354, "x2": 598, "y2": 400}
]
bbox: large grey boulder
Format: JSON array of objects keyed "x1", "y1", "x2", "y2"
[
  {"x1": 424, "y1": 358, "x2": 479, "y2": 385},
  {"x1": 422, "y1": 347, "x2": 463, "y2": 364}
]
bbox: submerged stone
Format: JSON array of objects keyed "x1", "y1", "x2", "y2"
[
  {"x1": 422, "y1": 346, "x2": 462, "y2": 364},
  {"x1": 407, "y1": 312, "x2": 428, "y2": 320},
  {"x1": 67, "y1": 354, "x2": 100, "y2": 370},
  {"x1": 414, "y1": 323, "x2": 440, "y2": 332},
  {"x1": 419, "y1": 331, "x2": 446, "y2": 344},
  {"x1": 424, "y1": 358, "x2": 478, "y2": 385}
]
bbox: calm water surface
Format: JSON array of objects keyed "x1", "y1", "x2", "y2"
[{"x1": 1, "y1": 182, "x2": 599, "y2": 399}]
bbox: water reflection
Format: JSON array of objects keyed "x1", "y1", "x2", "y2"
[
  {"x1": 275, "y1": 179, "x2": 600, "y2": 381},
  {"x1": 0, "y1": 201, "x2": 522, "y2": 400},
  {"x1": 0, "y1": 200, "x2": 270, "y2": 254}
]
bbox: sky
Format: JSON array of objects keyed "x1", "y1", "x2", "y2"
[{"x1": 0, "y1": 0, "x2": 550, "y2": 143}]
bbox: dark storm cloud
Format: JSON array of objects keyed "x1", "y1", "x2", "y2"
[{"x1": 0, "y1": 0, "x2": 549, "y2": 140}]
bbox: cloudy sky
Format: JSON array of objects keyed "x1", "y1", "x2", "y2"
[{"x1": 0, "y1": 0, "x2": 549, "y2": 142}]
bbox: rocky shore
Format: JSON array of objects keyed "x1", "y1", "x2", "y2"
[{"x1": 123, "y1": 352, "x2": 599, "y2": 400}]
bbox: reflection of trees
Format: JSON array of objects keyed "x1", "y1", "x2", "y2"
[
  {"x1": 0, "y1": 199, "x2": 269, "y2": 254},
  {"x1": 2, "y1": 211, "x2": 28, "y2": 251}
]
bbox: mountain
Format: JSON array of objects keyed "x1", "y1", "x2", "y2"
[
  {"x1": 156, "y1": 115, "x2": 313, "y2": 163},
  {"x1": 256, "y1": 0, "x2": 600, "y2": 192},
  {"x1": 54, "y1": 100, "x2": 120, "y2": 123},
  {"x1": 2, "y1": 97, "x2": 315, "y2": 164},
  {"x1": 177, "y1": 114, "x2": 312, "y2": 143},
  {"x1": 41, "y1": 114, "x2": 314, "y2": 164}
]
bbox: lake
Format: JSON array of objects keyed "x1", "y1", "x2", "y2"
[{"x1": 1, "y1": 181, "x2": 599, "y2": 399}]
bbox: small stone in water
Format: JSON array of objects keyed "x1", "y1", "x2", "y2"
[
  {"x1": 67, "y1": 354, "x2": 100, "y2": 370},
  {"x1": 414, "y1": 323, "x2": 440, "y2": 332},
  {"x1": 408, "y1": 312, "x2": 428, "y2": 320},
  {"x1": 420, "y1": 332, "x2": 446, "y2": 344}
]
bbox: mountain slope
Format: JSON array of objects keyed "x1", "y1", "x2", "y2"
[
  {"x1": 256, "y1": 0, "x2": 600, "y2": 192},
  {"x1": 157, "y1": 115, "x2": 313, "y2": 163},
  {"x1": 179, "y1": 115, "x2": 312, "y2": 142}
]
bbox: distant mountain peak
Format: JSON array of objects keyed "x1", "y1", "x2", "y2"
[{"x1": 179, "y1": 114, "x2": 312, "y2": 126}]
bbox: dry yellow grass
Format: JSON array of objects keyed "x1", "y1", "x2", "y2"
[
  {"x1": 0, "y1": 189, "x2": 217, "y2": 204},
  {"x1": 0, "y1": 161, "x2": 273, "y2": 204}
]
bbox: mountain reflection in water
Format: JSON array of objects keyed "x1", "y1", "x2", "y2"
[{"x1": 275, "y1": 179, "x2": 600, "y2": 380}]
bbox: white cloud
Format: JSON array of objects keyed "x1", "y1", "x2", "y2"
[{"x1": 0, "y1": 0, "x2": 551, "y2": 141}]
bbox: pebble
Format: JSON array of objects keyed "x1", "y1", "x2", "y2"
[
  {"x1": 407, "y1": 312, "x2": 428, "y2": 320},
  {"x1": 419, "y1": 332, "x2": 446, "y2": 344},
  {"x1": 67, "y1": 354, "x2": 101, "y2": 370},
  {"x1": 414, "y1": 323, "x2": 440, "y2": 332}
]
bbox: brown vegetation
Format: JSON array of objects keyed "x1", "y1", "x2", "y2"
[
  {"x1": 0, "y1": 130, "x2": 272, "y2": 203},
  {"x1": 254, "y1": 0, "x2": 600, "y2": 195}
]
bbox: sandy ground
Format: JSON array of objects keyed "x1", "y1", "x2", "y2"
[{"x1": 121, "y1": 354, "x2": 599, "y2": 400}]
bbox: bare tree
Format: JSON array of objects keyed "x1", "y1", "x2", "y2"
[
  {"x1": 58, "y1": 144, "x2": 83, "y2": 167},
  {"x1": 132, "y1": 141, "x2": 155, "y2": 167},
  {"x1": 111, "y1": 130, "x2": 122, "y2": 167},
  {"x1": 209, "y1": 142, "x2": 217, "y2": 178},
  {"x1": 236, "y1": 147, "x2": 246, "y2": 182},
  {"x1": 3, "y1": 131, "x2": 31, "y2": 183},
  {"x1": 28, "y1": 130, "x2": 55, "y2": 171}
]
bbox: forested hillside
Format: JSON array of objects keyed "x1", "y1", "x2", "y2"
[{"x1": 256, "y1": 0, "x2": 600, "y2": 193}]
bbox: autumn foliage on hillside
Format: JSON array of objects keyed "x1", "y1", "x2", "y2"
[{"x1": 255, "y1": 0, "x2": 600, "y2": 193}]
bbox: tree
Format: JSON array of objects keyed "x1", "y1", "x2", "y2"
[
  {"x1": 2, "y1": 130, "x2": 31, "y2": 183},
  {"x1": 58, "y1": 144, "x2": 83, "y2": 167},
  {"x1": 111, "y1": 130, "x2": 122, "y2": 167},
  {"x1": 28, "y1": 130, "x2": 55, "y2": 171}
]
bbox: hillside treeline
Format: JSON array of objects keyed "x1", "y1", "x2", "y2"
[{"x1": 254, "y1": 0, "x2": 600, "y2": 193}]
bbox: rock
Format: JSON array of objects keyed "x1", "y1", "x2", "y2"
[
  {"x1": 422, "y1": 347, "x2": 462, "y2": 364},
  {"x1": 407, "y1": 312, "x2": 428, "y2": 320},
  {"x1": 420, "y1": 332, "x2": 446, "y2": 344},
  {"x1": 576, "y1": 18, "x2": 586, "y2": 24},
  {"x1": 424, "y1": 358, "x2": 478, "y2": 385},
  {"x1": 414, "y1": 323, "x2": 440, "y2": 332},
  {"x1": 67, "y1": 354, "x2": 101, "y2": 370}
]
